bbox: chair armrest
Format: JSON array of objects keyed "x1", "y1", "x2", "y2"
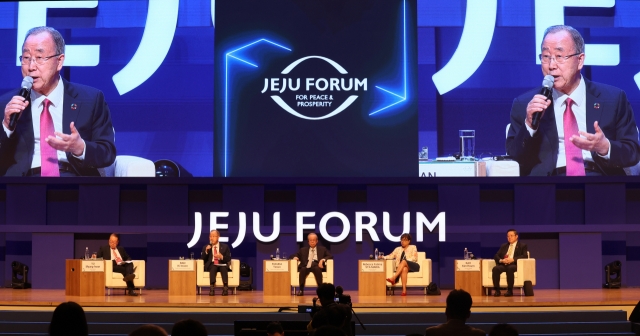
[
  {"x1": 196, "y1": 260, "x2": 205, "y2": 277},
  {"x1": 113, "y1": 155, "x2": 156, "y2": 177},
  {"x1": 324, "y1": 260, "x2": 334, "y2": 283},
  {"x1": 230, "y1": 259, "x2": 240, "y2": 271},
  {"x1": 422, "y1": 259, "x2": 432, "y2": 283},
  {"x1": 517, "y1": 258, "x2": 536, "y2": 285},
  {"x1": 385, "y1": 259, "x2": 395, "y2": 277},
  {"x1": 290, "y1": 260, "x2": 299, "y2": 284},
  {"x1": 481, "y1": 259, "x2": 496, "y2": 287}
]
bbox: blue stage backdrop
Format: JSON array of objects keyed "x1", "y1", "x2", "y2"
[{"x1": 1, "y1": 0, "x2": 640, "y2": 177}]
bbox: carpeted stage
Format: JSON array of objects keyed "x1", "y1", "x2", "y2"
[{"x1": 0, "y1": 288, "x2": 637, "y2": 317}]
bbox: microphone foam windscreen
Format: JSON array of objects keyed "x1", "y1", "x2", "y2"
[
  {"x1": 542, "y1": 75, "x2": 554, "y2": 88},
  {"x1": 21, "y1": 76, "x2": 33, "y2": 89}
]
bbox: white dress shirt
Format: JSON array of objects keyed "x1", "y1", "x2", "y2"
[
  {"x1": 2, "y1": 77, "x2": 85, "y2": 168},
  {"x1": 526, "y1": 76, "x2": 610, "y2": 168}
]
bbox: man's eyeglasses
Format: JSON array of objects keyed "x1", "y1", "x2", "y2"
[
  {"x1": 539, "y1": 53, "x2": 581, "y2": 64},
  {"x1": 19, "y1": 54, "x2": 61, "y2": 65}
]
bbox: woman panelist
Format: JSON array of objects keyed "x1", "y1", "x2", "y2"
[{"x1": 384, "y1": 233, "x2": 420, "y2": 296}]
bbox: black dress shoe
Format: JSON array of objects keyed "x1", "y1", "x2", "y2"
[
  {"x1": 504, "y1": 291, "x2": 513, "y2": 297},
  {"x1": 493, "y1": 290, "x2": 501, "y2": 297},
  {"x1": 222, "y1": 287, "x2": 229, "y2": 296},
  {"x1": 296, "y1": 290, "x2": 304, "y2": 296},
  {"x1": 209, "y1": 288, "x2": 215, "y2": 296},
  {"x1": 123, "y1": 274, "x2": 136, "y2": 282},
  {"x1": 127, "y1": 290, "x2": 139, "y2": 296}
]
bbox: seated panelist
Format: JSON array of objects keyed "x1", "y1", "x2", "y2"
[
  {"x1": 201, "y1": 230, "x2": 232, "y2": 296},
  {"x1": 492, "y1": 229, "x2": 528, "y2": 297},
  {"x1": 95, "y1": 233, "x2": 138, "y2": 296},
  {"x1": 384, "y1": 233, "x2": 420, "y2": 296},
  {"x1": 1, "y1": 26, "x2": 116, "y2": 177},
  {"x1": 290, "y1": 233, "x2": 333, "y2": 296}
]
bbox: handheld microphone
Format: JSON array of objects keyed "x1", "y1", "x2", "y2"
[
  {"x1": 531, "y1": 75, "x2": 554, "y2": 130},
  {"x1": 8, "y1": 76, "x2": 33, "y2": 130}
]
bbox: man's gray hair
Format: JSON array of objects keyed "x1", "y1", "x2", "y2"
[
  {"x1": 210, "y1": 229, "x2": 220, "y2": 235},
  {"x1": 23, "y1": 26, "x2": 65, "y2": 55},
  {"x1": 542, "y1": 25, "x2": 585, "y2": 54}
]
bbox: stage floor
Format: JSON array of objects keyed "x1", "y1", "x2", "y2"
[{"x1": 0, "y1": 288, "x2": 638, "y2": 317}]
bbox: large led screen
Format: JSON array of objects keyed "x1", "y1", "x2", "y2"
[
  {"x1": 2, "y1": 0, "x2": 640, "y2": 177},
  {"x1": 214, "y1": 0, "x2": 418, "y2": 177}
]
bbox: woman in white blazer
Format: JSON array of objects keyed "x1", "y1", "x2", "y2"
[{"x1": 384, "y1": 233, "x2": 420, "y2": 296}]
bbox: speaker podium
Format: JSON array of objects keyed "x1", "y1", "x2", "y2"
[
  {"x1": 65, "y1": 259, "x2": 105, "y2": 296},
  {"x1": 168, "y1": 260, "x2": 196, "y2": 296}
]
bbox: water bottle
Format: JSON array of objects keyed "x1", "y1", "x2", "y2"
[
  {"x1": 84, "y1": 247, "x2": 89, "y2": 260},
  {"x1": 276, "y1": 248, "x2": 280, "y2": 260},
  {"x1": 464, "y1": 248, "x2": 469, "y2": 260},
  {"x1": 374, "y1": 248, "x2": 378, "y2": 260}
]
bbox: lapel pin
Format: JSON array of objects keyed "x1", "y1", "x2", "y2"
[
  {"x1": 594, "y1": 103, "x2": 600, "y2": 109},
  {"x1": 71, "y1": 103, "x2": 77, "y2": 110}
]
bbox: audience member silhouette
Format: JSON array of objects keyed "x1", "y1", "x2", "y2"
[
  {"x1": 425, "y1": 289, "x2": 486, "y2": 336},
  {"x1": 266, "y1": 321, "x2": 284, "y2": 336},
  {"x1": 48, "y1": 301, "x2": 88, "y2": 336},
  {"x1": 171, "y1": 319, "x2": 207, "y2": 336}
]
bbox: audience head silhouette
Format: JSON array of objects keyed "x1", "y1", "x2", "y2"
[
  {"x1": 48, "y1": 301, "x2": 88, "y2": 336},
  {"x1": 445, "y1": 289, "x2": 473, "y2": 321},
  {"x1": 128, "y1": 324, "x2": 168, "y2": 336},
  {"x1": 266, "y1": 321, "x2": 284, "y2": 336},
  {"x1": 171, "y1": 319, "x2": 207, "y2": 336},
  {"x1": 316, "y1": 282, "x2": 336, "y2": 303}
]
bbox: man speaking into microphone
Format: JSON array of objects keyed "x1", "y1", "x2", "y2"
[
  {"x1": 0, "y1": 26, "x2": 115, "y2": 177},
  {"x1": 506, "y1": 25, "x2": 640, "y2": 176},
  {"x1": 201, "y1": 230, "x2": 232, "y2": 296}
]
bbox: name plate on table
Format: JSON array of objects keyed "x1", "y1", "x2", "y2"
[
  {"x1": 419, "y1": 161, "x2": 486, "y2": 177},
  {"x1": 81, "y1": 260, "x2": 104, "y2": 272},
  {"x1": 265, "y1": 260, "x2": 289, "y2": 272},
  {"x1": 171, "y1": 260, "x2": 194, "y2": 271},
  {"x1": 361, "y1": 261, "x2": 384, "y2": 272},
  {"x1": 456, "y1": 260, "x2": 480, "y2": 272}
]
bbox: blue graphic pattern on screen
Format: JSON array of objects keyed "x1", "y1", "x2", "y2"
[
  {"x1": 223, "y1": 39, "x2": 292, "y2": 177},
  {"x1": 370, "y1": 0, "x2": 409, "y2": 116},
  {"x1": 214, "y1": 0, "x2": 418, "y2": 177}
]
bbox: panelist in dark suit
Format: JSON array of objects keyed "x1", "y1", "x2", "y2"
[
  {"x1": 95, "y1": 233, "x2": 138, "y2": 296},
  {"x1": 1, "y1": 26, "x2": 115, "y2": 177},
  {"x1": 507, "y1": 25, "x2": 640, "y2": 176},
  {"x1": 290, "y1": 233, "x2": 333, "y2": 296},
  {"x1": 492, "y1": 229, "x2": 528, "y2": 297},
  {"x1": 201, "y1": 230, "x2": 232, "y2": 296}
]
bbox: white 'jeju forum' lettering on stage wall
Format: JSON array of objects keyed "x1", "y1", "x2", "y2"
[{"x1": 187, "y1": 212, "x2": 446, "y2": 248}]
